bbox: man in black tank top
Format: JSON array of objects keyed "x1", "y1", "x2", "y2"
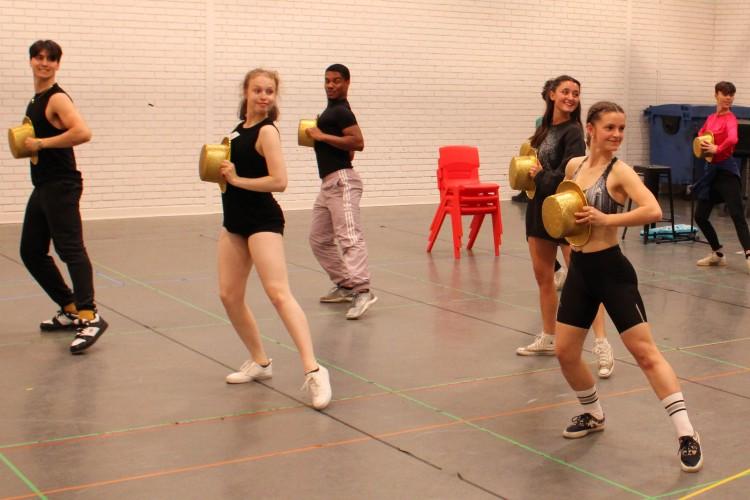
[
  {"x1": 19, "y1": 40, "x2": 108, "y2": 354},
  {"x1": 305, "y1": 64, "x2": 378, "y2": 320}
]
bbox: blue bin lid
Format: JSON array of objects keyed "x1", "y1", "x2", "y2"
[{"x1": 645, "y1": 104, "x2": 750, "y2": 121}]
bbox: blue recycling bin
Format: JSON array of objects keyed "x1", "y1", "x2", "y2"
[{"x1": 644, "y1": 104, "x2": 750, "y2": 185}]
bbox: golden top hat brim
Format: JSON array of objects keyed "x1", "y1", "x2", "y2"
[
  {"x1": 298, "y1": 119, "x2": 317, "y2": 147},
  {"x1": 8, "y1": 116, "x2": 38, "y2": 163},
  {"x1": 692, "y1": 131, "x2": 714, "y2": 161},
  {"x1": 542, "y1": 180, "x2": 591, "y2": 247},
  {"x1": 508, "y1": 150, "x2": 537, "y2": 199},
  {"x1": 199, "y1": 137, "x2": 230, "y2": 193}
]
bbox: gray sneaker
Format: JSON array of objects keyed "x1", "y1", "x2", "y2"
[
  {"x1": 346, "y1": 291, "x2": 378, "y2": 320},
  {"x1": 320, "y1": 285, "x2": 354, "y2": 303}
]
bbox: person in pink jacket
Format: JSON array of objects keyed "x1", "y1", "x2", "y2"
[{"x1": 692, "y1": 81, "x2": 750, "y2": 273}]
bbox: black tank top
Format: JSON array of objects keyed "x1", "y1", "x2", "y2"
[
  {"x1": 221, "y1": 118, "x2": 284, "y2": 234},
  {"x1": 24, "y1": 83, "x2": 80, "y2": 186}
]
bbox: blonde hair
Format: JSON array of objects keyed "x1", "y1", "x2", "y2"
[{"x1": 239, "y1": 68, "x2": 280, "y2": 121}]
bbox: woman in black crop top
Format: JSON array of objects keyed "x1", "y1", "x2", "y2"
[
  {"x1": 217, "y1": 69, "x2": 331, "y2": 409},
  {"x1": 555, "y1": 102, "x2": 703, "y2": 472},
  {"x1": 517, "y1": 77, "x2": 612, "y2": 378}
]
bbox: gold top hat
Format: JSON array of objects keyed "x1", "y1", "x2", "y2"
[
  {"x1": 199, "y1": 137, "x2": 230, "y2": 193},
  {"x1": 692, "y1": 131, "x2": 714, "y2": 162},
  {"x1": 508, "y1": 149, "x2": 537, "y2": 199},
  {"x1": 8, "y1": 117, "x2": 38, "y2": 164},
  {"x1": 542, "y1": 180, "x2": 591, "y2": 247},
  {"x1": 298, "y1": 119, "x2": 317, "y2": 147}
]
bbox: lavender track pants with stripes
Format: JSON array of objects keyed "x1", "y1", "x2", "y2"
[{"x1": 309, "y1": 169, "x2": 371, "y2": 293}]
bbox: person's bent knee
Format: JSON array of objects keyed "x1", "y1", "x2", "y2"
[
  {"x1": 219, "y1": 289, "x2": 244, "y2": 310},
  {"x1": 19, "y1": 245, "x2": 39, "y2": 266},
  {"x1": 694, "y1": 213, "x2": 709, "y2": 225},
  {"x1": 630, "y1": 347, "x2": 660, "y2": 372},
  {"x1": 265, "y1": 286, "x2": 292, "y2": 308},
  {"x1": 533, "y1": 268, "x2": 554, "y2": 287},
  {"x1": 555, "y1": 341, "x2": 581, "y2": 367},
  {"x1": 309, "y1": 233, "x2": 334, "y2": 250}
]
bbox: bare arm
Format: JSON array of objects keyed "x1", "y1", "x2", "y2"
[
  {"x1": 26, "y1": 93, "x2": 92, "y2": 152},
  {"x1": 563, "y1": 156, "x2": 586, "y2": 180},
  {"x1": 220, "y1": 125, "x2": 288, "y2": 192},
  {"x1": 306, "y1": 123, "x2": 364, "y2": 152},
  {"x1": 578, "y1": 162, "x2": 662, "y2": 228}
]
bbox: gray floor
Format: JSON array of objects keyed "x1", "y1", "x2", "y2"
[{"x1": 1, "y1": 198, "x2": 749, "y2": 500}]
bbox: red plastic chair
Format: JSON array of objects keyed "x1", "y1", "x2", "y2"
[{"x1": 427, "y1": 146, "x2": 503, "y2": 258}]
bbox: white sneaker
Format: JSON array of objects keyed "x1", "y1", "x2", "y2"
[
  {"x1": 301, "y1": 365, "x2": 332, "y2": 410},
  {"x1": 554, "y1": 267, "x2": 567, "y2": 291},
  {"x1": 593, "y1": 339, "x2": 614, "y2": 378},
  {"x1": 516, "y1": 333, "x2": 555, "y2": 356},
  {"x1": 696, "y1": 252, "x2": 726, "y2": 267},
  {"x1": 226, "y1": 359, "x2": 273, "y2": 384}
]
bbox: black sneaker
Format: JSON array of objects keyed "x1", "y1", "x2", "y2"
[
  {"x1": 40, "y1": 310, "x2": 78, "y2": 331},
  {"x1": 563, "y1": 413, "x2": 606, "y2": 439},
  {"x1": 70, "y1": 314, "x2": 108, "y2": 354},
  {"x1": 679, "y1": 433, "x2": 703, "y2": 472},
  {"x1": 511, "y1": 191, "x2": 529, "y2": 203}
]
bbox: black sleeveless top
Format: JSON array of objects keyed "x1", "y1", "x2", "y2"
[
  {"x1": 221, "y1": 118, "x2": 285, "y2": 235},
  {"x1": 24, "y1": 83, "x2": 80, "y2": 186}
]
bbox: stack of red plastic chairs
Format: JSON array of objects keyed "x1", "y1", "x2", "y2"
[{"x1": 426, "y1": 145, "x2": 503, "y2": 259}]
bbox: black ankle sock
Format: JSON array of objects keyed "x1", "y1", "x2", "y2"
[
  {"x1": 260, "y1": 361, "x2": 271, "y2": 368},
  {"x1": 715, "y1": 251, "x2": 724, "y2": 258},
  {"x1": 305, "y1": 367, "x2": 320, "y2": 375}
]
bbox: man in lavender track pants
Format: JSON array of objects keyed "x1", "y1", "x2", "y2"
[{"x1": 304, "y1": 64, "x2": 377, "y2": 320}]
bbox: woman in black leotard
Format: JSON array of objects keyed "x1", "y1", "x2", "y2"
[
  {"x1": 217, "y1": 68, "x2": 331, "y2": 409},
  {"x1": 555, "y1": 101, "x2": 703, "y2": 473}
]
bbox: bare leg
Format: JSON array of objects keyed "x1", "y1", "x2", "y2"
[
  {"x1": 248, "y1": 232, "x2": 318, "y2": 373},
  {"x1": 555, "y1": 322, "x2": 595, "y2": 390},
  {"x1": 217, "y1": 229, "x2": 270, "y2": 366},
  {"x1": 528, "y1": 237, "x2": 559, "y2": 335},
  {"x1": 619, "y1": 323, "x2": 680, "y2": 398}
]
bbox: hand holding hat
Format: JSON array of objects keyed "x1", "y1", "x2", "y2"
[{"x1": 574, "y1": 205, "x2": 608, "y2": 227}]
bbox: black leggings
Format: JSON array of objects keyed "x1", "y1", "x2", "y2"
[
  {"x1": 557, "y1": 246, "x2": 646, "y2": 334},
  {"x1": 20, "y1": 180, "x2": 95, "y2": 311},
  {"x1": 694, "y1": 170, "x2": 750, "y2": 253}
]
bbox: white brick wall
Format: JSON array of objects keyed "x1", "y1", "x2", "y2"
[{"x1": 1, "y1": 0, "x2": 747, "y2": 223}]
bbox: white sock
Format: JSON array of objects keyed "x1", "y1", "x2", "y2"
[
  {"x1": 662, "y1": 392, "x2": 694, "y2": 438},
  {"x1": 575, "y1": 386, "x2": 604, "y2": 420}
]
